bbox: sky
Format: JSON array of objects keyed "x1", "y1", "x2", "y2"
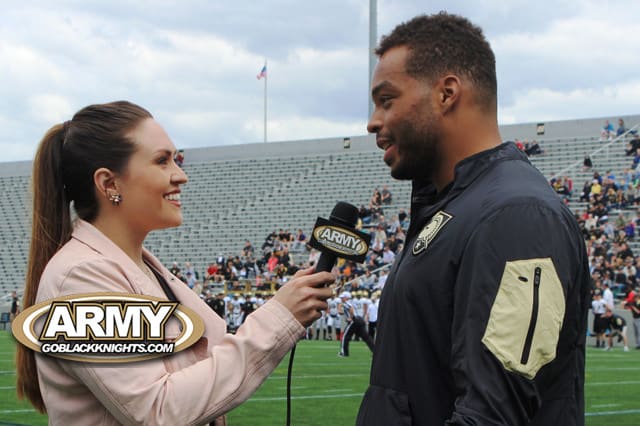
[{"x1": 1, "y1": 0, "x2": 638, "y2": 163}]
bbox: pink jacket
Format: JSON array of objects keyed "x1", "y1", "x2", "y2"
[{"x1": 34, "y1": 220, "x2": 305, "y2": 425}]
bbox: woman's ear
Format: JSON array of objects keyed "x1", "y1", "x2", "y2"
[{"x1": 93, "y1": 167, "x2": 118, "y2": 201}]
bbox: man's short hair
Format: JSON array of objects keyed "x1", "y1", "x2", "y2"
[{"x1": 376, "y1": 12, "x2": 497, "y2": 111}]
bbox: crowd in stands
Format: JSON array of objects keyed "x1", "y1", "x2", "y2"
[
  {"x1": 568, "y1": 133, "x2": 640, "y2": 350},
  {"x1": 166, "y1": 186, "x2": 406, "y2": 334},
  {"x1": 514, "y1": 139, "x2": 544, "y2": 157},
  {"x1": 600, "y1": 118, "x2": 637, "y2": 141},
  {"x1": 164, "y1": 159, "x2": 640, "y2": 349}
]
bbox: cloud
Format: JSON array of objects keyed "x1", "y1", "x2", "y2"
[
  {"x1": 1, "y1": 1, "x2": 639, "y2": 163},
  {"x1": 499, "y1": 79, "x2": 640, "y2": 125}
]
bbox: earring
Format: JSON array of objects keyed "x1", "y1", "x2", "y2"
[{"x1": 108, "y1": 192, "x2": 122, "y2": 206}]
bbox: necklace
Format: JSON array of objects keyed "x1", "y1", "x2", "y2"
[{"x1": 142, "y1": 263, "x2": 158, "y2": 283}]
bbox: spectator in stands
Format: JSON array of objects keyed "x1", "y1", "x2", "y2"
[
  {"x1": 183, "y1": 261, "x2": 197, "y2": 279},
  {"x1": 184, "y1": 271, "x2": 197, "y2": 289},
  {"x1": 618, "y1": 241, "x2": 634, "y2": 260},
  {"x1": 600, "y1": 120, "x2": 615, "y2": 141},
  {"x1": 360, "y1": 269, "x2": 377, "y2": 290},
  {"x1": 175, "y1": 149, "x2": 184, "y2": 167},
  {"x1": 525, "y1": 140, "x2": 543, "y2": 156},
  {"x1": 563, "y1": 175, "x2": 573, "y2": 195},
  {"x1": 380, "y1": 185, "x2": 393, "y2": 204},
  {"x1": 358, "y1": 204, "x2": 372, "y2": 225},
  {"x1": 241, "y1": 240, "x2": 254, "y2": 257},
  {"x1": 206, "y1": 261, "x2": 220, "y2": 281},
  {"x1": 386, "y1": 214, "x2": 401, "y2": 236},
  {"x1": 15, "y1": 100, "x2": 336, "y2": 424},
  {"x1": 579, "y1": 181, "x2": 592, "y2": 202},
  {"x1": 515, "y1": 139, "x2": 524, "y2": 151},
  {"x1": 590, "y1": 179, "x2": 602, "y2": 199},
  {"x1": 625, "y1": 134, "x2": 640, "y2": 156},
  {"x1": 616, "y1": 118, "x2": 628, "y2": 137},
  {"x1": 632, "y1": 149, "x2": 640, "y2": 170},
  {"x1": 370, "y1": 187, "x2": 382, "y2": 206},
  {"x1": 375, "y1": 269, "x2": 388, "y2": 290},
  {"x1": 261, "y1": 230, "x2": 277, "y2": 252},
  {"x1": 381, "y1": 244, "x2": 396, "y2": 264},
  {"x1": 593, "y1": 171, "x2": 603, "y2": 185},
  {"x1": 623, "y1": 256, "x2": 637, "y2": 285},
  {"x1": 398, "y1": 208, "x2": 409, "y2": 227},
  {"x1": 583, "y1": 155, "x2": 593, "y2": 171},
  {"x1": 169, "y1": 261, "x2": 180, "y2": 276}
]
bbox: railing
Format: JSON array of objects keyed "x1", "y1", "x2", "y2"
[{"x1": 554, "y1": 124, "x2": 640, "y2": 178}]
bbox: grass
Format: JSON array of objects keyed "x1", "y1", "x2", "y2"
[{"x1": 0, "y1": 330, "x2": 638, "y2": 425}]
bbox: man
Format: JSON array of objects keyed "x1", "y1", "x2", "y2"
[
  {"x1": 603, "y1": 307, "x2": 629, "y2": 351},
  {"x1": 602, "y1": 281, "x2": 615, "y2": 310},
  {"x1": 621, "y1": 288, "x2": 640, "y2": 348},
  {"x1": 356, "y1": 13, "x2": 590, "y2": 425},
  {"x1": 591, "y1": 290, "x2": 608, "y2": 348},
  {"x1": 206, "y1": 291, "x2": 226, "y2": 319},
  {"x1": 327, "y1": 293, "x2": 341, "y2": 340},
  {"x1": 338, "y1": 292, "x2": 374, "y2": 357}
]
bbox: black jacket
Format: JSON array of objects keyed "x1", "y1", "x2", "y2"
[{"x1": 357, "y1": 143, "x2": 590, "y2": 425}]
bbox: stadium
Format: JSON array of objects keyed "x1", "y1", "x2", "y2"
[{"x1": 2, "y1": 113, "x2": 640, "y2": 424}]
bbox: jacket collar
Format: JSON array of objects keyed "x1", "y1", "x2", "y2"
[
  {"x1": 411, "y1": 142, "x2": 529, "y2": 205},
  {"x1": 71, "y1": 219, "x2": 173, "y2": 294},
  {"x1": 406, "y1": 142, "x2": 529, "y2": 240}
]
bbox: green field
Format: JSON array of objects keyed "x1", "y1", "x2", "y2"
[{"x1": 0, "y1": 330, "x2": 638, "y2": 425}]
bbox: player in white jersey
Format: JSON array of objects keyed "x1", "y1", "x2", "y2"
[
  {"x1": 367, "y1": 291, "x2": 380, "y2": 340},
  {"x1": 313, "y1": 310, "x2": 328, "y2": 340},
  {"x1": 592, "y1": 290, "x2": 608, "y2": 348},
  {"x1": 228, "y1": 294, "x2": 244, "y2": 331},
  {"x1": 327, "y1": 296, "x2": 341, "y2": 341},
  {"x1": 352, "y1": 291, "x2": 368, "y2": 318},
  {"x1": 339, "y1": 292, "x2": 374, "y2": 357}
]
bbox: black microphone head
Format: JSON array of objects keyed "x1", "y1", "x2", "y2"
[{"x1": 329, "y1": 201, "x2": 358, "y2": 228}]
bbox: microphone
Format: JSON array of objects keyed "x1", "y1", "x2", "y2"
[{"x1": 309, "y1": 201, "x2": 371, "y2": 275}]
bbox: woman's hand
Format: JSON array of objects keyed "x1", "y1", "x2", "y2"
[{"x1": 273, "y1": 267, "x2": 335, "y2": 328}]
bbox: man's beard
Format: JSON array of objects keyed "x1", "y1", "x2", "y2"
[{"x1": 389, "y1": 117, "x2": 441, "y2": 182}]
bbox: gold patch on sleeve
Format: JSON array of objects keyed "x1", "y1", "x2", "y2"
[{"x1": 482, "y1": 258, "x2": 565, "y2": 379}]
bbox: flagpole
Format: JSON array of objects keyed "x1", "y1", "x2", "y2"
[{"x1": 263, "y1": 60, "x2": 267, "y2": 143}]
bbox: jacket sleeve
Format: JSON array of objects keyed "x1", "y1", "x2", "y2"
[
  {"x1": 50, "y1": 259, "x2": 305, "y2": 426},
  {"x1": 446, "y1": 203, "x2": 581, "y2": 425}
]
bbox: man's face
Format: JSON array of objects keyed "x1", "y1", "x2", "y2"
[{"x1": 368, "y1": 45, "x2": 442, "y2": 181}]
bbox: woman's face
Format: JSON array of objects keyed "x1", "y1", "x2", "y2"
[{"x1": 114, "y1": 118, "x2": 188, "y2": 234}]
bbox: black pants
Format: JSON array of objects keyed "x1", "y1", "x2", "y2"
[
  {"x1": 368, "y1": 321, "x2": 377, "y2": 340},
  {"x1": 341, "y1": 317, "x2": 374, "y2": 356}
]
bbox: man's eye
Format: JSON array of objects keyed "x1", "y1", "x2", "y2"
[{"x1": 157, "y1": 157, "x2": 169, "y2": 164}]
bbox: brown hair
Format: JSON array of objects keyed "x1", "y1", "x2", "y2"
[
  {"x1": 16, "y1": 101, "x2": 152, "y2": 412},
  {"x1": 376, "y1": 12, "x2": 497, "y2": 112}
]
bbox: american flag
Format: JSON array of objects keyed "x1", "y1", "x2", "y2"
[{"x1": 256, "y1": 64, "x2": 267, "y2": 80}]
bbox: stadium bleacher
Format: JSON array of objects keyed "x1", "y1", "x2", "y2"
[{"x1": 1, "y1": 114, "x2": 639, "y2": 293}]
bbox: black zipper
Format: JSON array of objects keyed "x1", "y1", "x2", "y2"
[{"x1": 521, "y1": 267, "x2": 541, "y2": 365}]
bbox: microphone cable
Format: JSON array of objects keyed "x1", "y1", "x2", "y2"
[{"x1": 286, "y1": 343, "x2": 297, "y2": 426}]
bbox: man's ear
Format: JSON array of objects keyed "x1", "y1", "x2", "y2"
[{"x1": 438, "y1": 74, "x2": 461, "y2": 114}]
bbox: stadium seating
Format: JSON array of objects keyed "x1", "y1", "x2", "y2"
[{"x1": 1, "y1": 114, "x2": 639, "y2": 292}]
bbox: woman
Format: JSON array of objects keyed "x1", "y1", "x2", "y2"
[{"x1": 16, "y1": 101, "x2": 335, "y2": 425}]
